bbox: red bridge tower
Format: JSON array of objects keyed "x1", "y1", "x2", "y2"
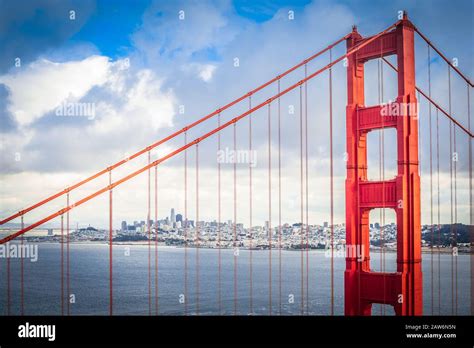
[{"x1": 345, "y1": 14, "x2": 422, "y2": 315}]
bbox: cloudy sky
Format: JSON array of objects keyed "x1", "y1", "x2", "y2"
[{"x1": 0, "y1": 0, "x2": 472, "y2": 229}]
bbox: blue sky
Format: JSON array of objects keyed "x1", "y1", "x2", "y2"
[
  {"x1": 0, "y1": 0, "x2": 472, "y2": 226},
  {"x1": 69, "y1": 0, "x2": 152, "y2": 58},
  {"x1": 1, "y1": 0, "x2": 472, "y2": 72}
]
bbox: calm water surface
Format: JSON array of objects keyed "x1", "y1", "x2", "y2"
[{"x1": 0, "y1": 243, "x2": 470, "y2": 315}]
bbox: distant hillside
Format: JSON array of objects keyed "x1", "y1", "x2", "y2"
[{"x1": 422, "y1": 224, "x2": 472, "y2": 246}]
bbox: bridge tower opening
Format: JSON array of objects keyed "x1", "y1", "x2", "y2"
[{"x1": 344, "y1": 13, "x2": 423, "y2": 315}]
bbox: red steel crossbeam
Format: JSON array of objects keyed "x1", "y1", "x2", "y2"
[
  {"x1": 0, "y1": 21, "x2": 400, "y2": 245},
  {"x1": 0, "y1": 33, "x2": 351, "y2": 227}
]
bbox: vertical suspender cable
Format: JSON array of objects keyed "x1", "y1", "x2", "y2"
[
  {"x1": 277, "y1": 80, "x2": 282, "y2": 316},
  {"x1": 184, "y1": 132, "x2": 188, "y2": 315},
  {"x1": 233, "y1": 118, "x2": 237, "y2": 315},
  {"x1": 436, "y1": 108, "x2": 441, "y2": 314},
  {"x1": 61, "y1": 214, "x2": 64, "y2": 315},
  {"x1": 299, "y1": 83, "x2": 304, "y2": 315},
  {"x1": 377, "y1": 57, "x2": 383, "y2": 315},
  {"x1": 217, "y1": 115, "x2": 223, "y2": 314},
  {"x1": 304, "y1": 63, "x2": 310, "y2": 315},
  {"x1": 66, "y1": 192, "x2": 70, "y2": 315},
  {"x1": 448, "y1": 67, "x2": 454, "y2": 315},
  {"x1": 196, "y1": 143, "x2": 200, "y2": 315},
  {"x1": 452, "y1": 83, "x2": 461, "y2": 317},
  {"x1": 449, "y1": 124, "x2": 454, "y2": 315},
  {"x1": 109, "y1": 170, "x2": 113, "y2": 315},
  {"x1": 20, "y1": 215, "x2": 24, "y2": 315},
  {"x1": 329, "y1": 48, "x2": 335, "y2": 316},
  {"x1": 6, "y1": 229, "x2": 10, "y2": 315},
  {"x1": 268, "y1": 102, "x2": 272, "y2": 315},
  {"x1": 454, "y1": 116, "x2": 458, "y2": 315},
  {"x1": 468, "y1": 85, "x2": 473, "y2": 316},
  {"x1": 147, "y1": 151, "x2": 151, "y2": 315},
  {"x1": 154, "y1": 165, "x2": 158, "y2": 314},
  {"x1": 217, "y1": 114, "x2": 222, "y2": 315},
  {"x1": 248, "y1": 99, "x2": 253, "y2": 315}
]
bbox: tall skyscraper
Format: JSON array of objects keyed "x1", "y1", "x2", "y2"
[
  {"x1": 176, "y1": 214, "x2": 183, "y2": 223},
  {"x1": 170, "y1": 208, "x2": 176, "y2": 224},
  {"x1": 121, "y1": 221, "x2": 127, "y2": 231}
]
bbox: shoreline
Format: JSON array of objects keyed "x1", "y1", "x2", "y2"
[{"x1": 8, "y1": 240, "x2": 472, "y2": 254}]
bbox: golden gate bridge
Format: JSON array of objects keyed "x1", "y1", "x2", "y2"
[{"x1": 0, "y1": 13, "x2": 472, "y2": 316}]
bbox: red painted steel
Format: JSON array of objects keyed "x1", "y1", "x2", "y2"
[{"x1": 345, "y1": 14, "x2": 422, "y2": 315}]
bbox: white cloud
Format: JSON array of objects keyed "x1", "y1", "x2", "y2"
[
  {"x1": 123, "y1": 70, "x2": 175, "y2": 129},
  {"x1": 182, "y1": 63, "x2": 217, "y2": 82},
  {"x1": 0, "y1": 54, "x2": 177, "y2": 177},
  {"x1": 92, "y1": 68, "x2": 176, "y2": 135},
  {"x1": 132, "y1": 1, "x2": 237, "y2": 63},
  {"x1": 0, "y1": 56, "x2": 110, "y2": 126},
  {"x1": 198, "y1": 64, "x2": 216, "y2": 82}
]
